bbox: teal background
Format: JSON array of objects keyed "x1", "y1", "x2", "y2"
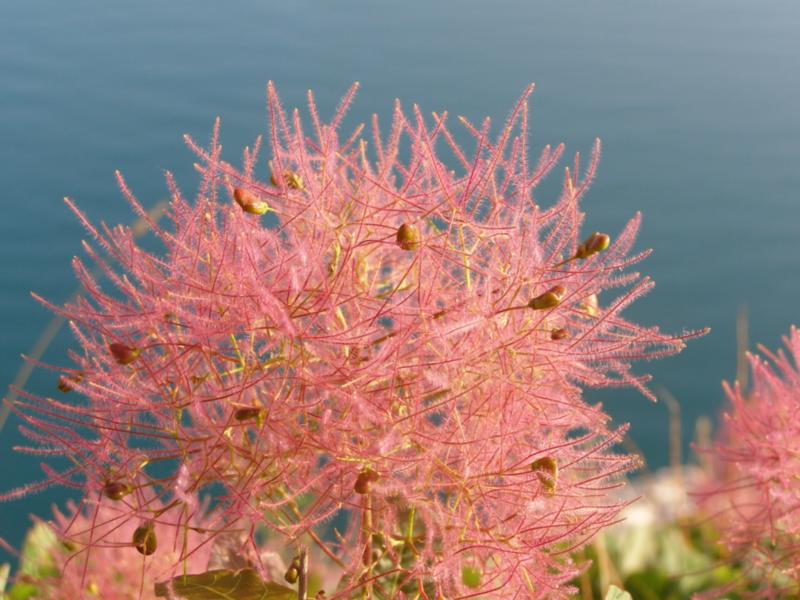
[{"x1": 1, "y1": 0, "x2": 799, "y2": 563}]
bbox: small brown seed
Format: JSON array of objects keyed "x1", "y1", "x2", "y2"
[
  {"x1": 190, "y1": 374, "x2": 208, "y2": 386},
  {"x1": 57, "y1": 372, "x2": 83, "y2": 393},
  {"x1": 284, "y1": 566, "x2": 299, "y2": 584},
  {"x1": 396, "y1": 223, "x2": 421, "y2": 251},
  {"x1": 103, "y1": 481, "x2": 132, "y2": 501},
  {"x1": 233, "y1": 188, "x2": 270, "y2": 215},
  {"x1": 528, "y1": 285, "x2": 566, "y2": 310},
  {"x1": 109, "y1": 343, "x2": 140, "y2": 365},
  {"x1": 285, "y1": 171, "x2": 304, "y2": 190},
  {"x1": 575, "y1": 232, "x2": 610, "y2": 260},
  {"x1": 531, "y1": 456, "x2": 558, "y2": 496},
  {"x1": 550, "y1": 328, "x2": 569, "y2": 340},
  {"x1": 271, "y1": 170, "x2": 304, "y2": 191},
  {"x1": 234, "y1": 407, "x2": 262, "y2": 421},
  {"x1": 354, "y1": 468, "x2": 380, "y2": 494},
  {"x1": 132, "y1": 522, "x2": 157, "y2": 555},
  {"x1": 57, "y1": 377, "x2": 73, "y2": 393}
]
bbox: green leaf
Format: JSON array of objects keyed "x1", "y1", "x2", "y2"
[
  {"x1": 5, "y1": 582, "x2": 39, "y2": 600},
  {"x1": 604, "y1": 585, "x2": 633, "y2": 600},
  {"x1": 624, "y1": 569, "x2": 671, "y2": 599},
  {"x1": 154, "y1": 568, "x2": 296, "y2": 600}
]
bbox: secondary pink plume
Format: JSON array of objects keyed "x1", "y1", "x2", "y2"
[{"x1": 697, "y1": 326, "x2": 800, "y2": 598}]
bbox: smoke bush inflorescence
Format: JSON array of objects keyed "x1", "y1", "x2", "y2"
[
  {"x1": 698, "y1": 326, "x2": 800, "y2": 597},
  {"x1": 5, "y1": 84, "x2": 704, "y2": 598}
]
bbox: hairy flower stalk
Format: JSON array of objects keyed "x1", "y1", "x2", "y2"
[
  {"x1": 697, "y1": 326, "x2": 800, "y2": 597},
  {"x1": 4, "y1": 83, "x2": 704, "y2": 598}
]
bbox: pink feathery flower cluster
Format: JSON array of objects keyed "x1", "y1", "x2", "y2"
[
  {"x1": 699, "y1": 326, "x2": 800, "y2": 597},
  {"x1": 6, "y1": 83, "x2": 702, "y2": 598}
]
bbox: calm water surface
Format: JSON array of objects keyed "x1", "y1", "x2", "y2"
[{"x1": 1, "y1": 0, "x2": 799, "y2": 561}]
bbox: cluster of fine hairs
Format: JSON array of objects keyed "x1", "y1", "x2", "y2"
[
  {"x1": 698, "y1": 326, "x2": 800, "y2": 598},
  {"x1": 4, "y1": 83, "x2": 703, "y2": 598}
]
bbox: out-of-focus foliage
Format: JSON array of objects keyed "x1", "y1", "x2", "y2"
[
  {"x1": 2, "y1": 522, "x2": 58, "y2": 600},
  {"x1": 154, "y1": 569, "x2": 295, "y2": 599}
]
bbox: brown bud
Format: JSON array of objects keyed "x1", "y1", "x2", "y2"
[
  {"x1": 528, "y1": 285, "x2": 566, "y2": 310},
  {"x1": 190, "y1": 374, "x2": 209, "y2": 386},
  {"x1": 285, "y1": 171, "x2": 304, "y2": 190},
  {"x1": 271, "y1": 170, "x2": 304, "y2": 191},
  {"x1": 531, "y1": 456, "x2": 558, "y2": 496},
  {"x1": 234, "y1": 407, "x2": 262, "y2": 421},
  {"x1": 396, "y1": 223, "x2": 421, "y2": 251},
  {"x1": 550, "y1": 328, "x2": 569, "y2": 341},
  {"x1": 575, "y1": 232, "x2": 610, "y2": 259},
  {"x1": 109, "y1": 343, "x2": 140, "y2": 365},
  {"x1": 132, "y1": 522, "x2": 157, "y2": 555},
  {"x1": 233, "y1": 188, "x2": 270, "y2": 215},
  {"x1": 57, "y1": 372, "x2": 83, "y2": 393},
  {"x1": 284, "y1": 566, "x2": 299, "y2": 584},
  {"x1": 284, "y1": 553, "x2": 304, "y2": 583},
  {"x1": 103, "y1": 481, "x2": 133, "y2": 501},
  {"x1": 354, "y1": 468, "x2": 380, "y2": 494}
]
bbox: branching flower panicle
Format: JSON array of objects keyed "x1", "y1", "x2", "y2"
[{"x1": 4, "y1": 83, "x2": 704, "y2": 598}]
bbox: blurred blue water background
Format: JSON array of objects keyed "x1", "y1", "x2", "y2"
[{"x1": 1, "y1": 0, "x2": 798, "y2": 563}]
